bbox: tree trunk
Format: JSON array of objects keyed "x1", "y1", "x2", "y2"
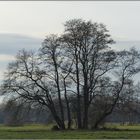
[
  {"x1": 83, "y1": 76, "x2": 89, "y2": 129},
  {"x1": 49, "y1": 105, "x2": 65, "y2": 130},
  {"x1": 64, "y1": 79, "x2": 72, "y2": 129},
  {"x1": 83, "y1": 69, "x2": 89, "y2": 129},
  {"x1": 76, "y1": 66, "x2": 82, "y2": 129},
  {"x1": 83, "y1": 104, "x2": 89, "y2": 129},
  {"x1": 75, "y1": 51, "x2": 82, "y2": 129},
  {"x1": 53, "y1": 55, "x2": 65, "y2": 129}
]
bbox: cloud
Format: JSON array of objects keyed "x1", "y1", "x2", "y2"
[
  {"x1": 0, "y1": 33, "x2": 42, "y2": 55},
  {"x1": 111, "y1": 41, "x2": 140, "y2": 51},
  {"x1": 0, "y1": 54, "x2": 15, "y2": 61}
]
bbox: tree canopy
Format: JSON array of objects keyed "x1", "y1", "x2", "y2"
[{"x1": 1, "y1": 19, "x2": 140, "y2": 130}]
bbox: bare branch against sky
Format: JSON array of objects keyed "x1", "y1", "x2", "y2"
[{"x1": 0, "y1": 1, "x2": 139, "y2": 81}]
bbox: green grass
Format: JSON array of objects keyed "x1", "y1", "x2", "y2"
[{"x1": 0, "y1": 123, "x2": 140, "y2": 139}]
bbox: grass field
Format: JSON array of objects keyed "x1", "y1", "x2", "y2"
[{"x1": 0, "y1": 124, "x2": 140, "y2": 139}]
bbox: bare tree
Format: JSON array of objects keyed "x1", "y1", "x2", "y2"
[
  {"x1": 61, "y1": 19, "x2": 118, "y2": 129},
  {"x1": 1, "y1": 50, "x2": 66, "y2": 129},
  {"x1": 1, "y1": 19, "x2": 140, "y2": 130},
  {"x1": 92, "y1": 48, "x2": 140, "y2": 128},
  {"x1": 39, "y1": 35, "x2": 74, "y2": 129}
]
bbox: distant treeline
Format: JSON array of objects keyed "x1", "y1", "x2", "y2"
[{"x1": 0, "y1": 99, "x2": 140, "y2": 126}]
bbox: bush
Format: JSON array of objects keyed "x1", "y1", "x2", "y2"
[{"x1": 51, "y1": 125, "x2": 60, "y2": 131}]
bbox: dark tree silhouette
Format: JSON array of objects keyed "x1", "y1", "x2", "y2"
[{"x1": 1, "y1": 19, "x2": 140, "y2": 129}]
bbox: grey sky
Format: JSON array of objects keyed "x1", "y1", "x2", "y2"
[
  {"x1": 0, "y1": 1, "x2": 140, "y2": 82},
  {"x1": 0, "y1": 1, "x2": 139, "y2": 40}
]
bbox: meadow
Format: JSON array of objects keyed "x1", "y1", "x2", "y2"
[{"x1": 0, "y1": 124, "x2": 140, "y2": 139}]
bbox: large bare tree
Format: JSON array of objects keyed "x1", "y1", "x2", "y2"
[{"x1": 1, "y1": 19, "x2": 140, "y2": 130}]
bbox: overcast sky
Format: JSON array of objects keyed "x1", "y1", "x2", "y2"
[
  {"x1": 0, "y1": 1, "x2": 140, "y2": 81},
  {"x1": 0, "y1": 1, "x2": 140, "y2": 40}
]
